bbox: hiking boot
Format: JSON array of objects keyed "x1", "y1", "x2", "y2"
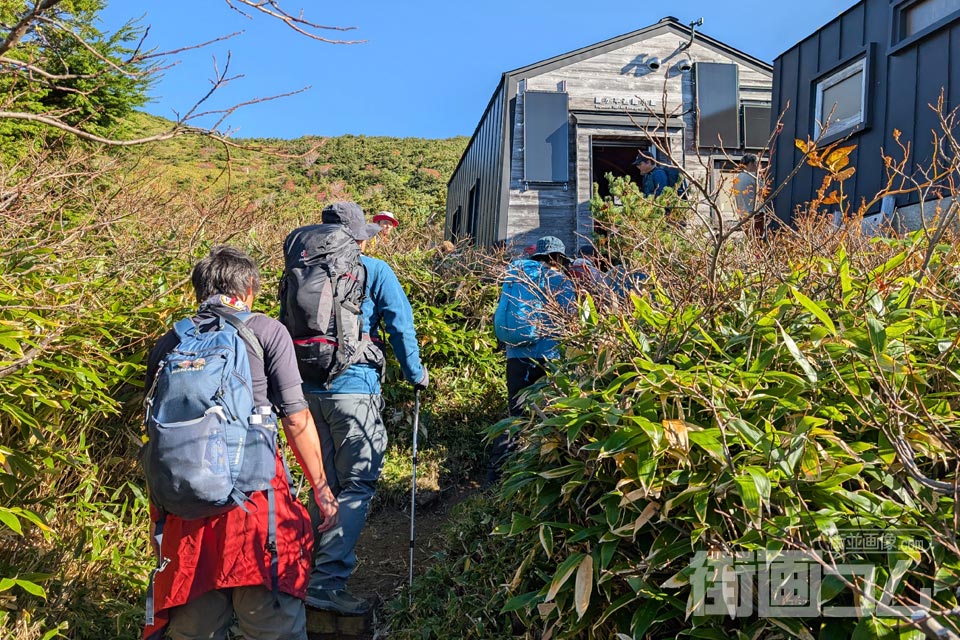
[{"x1": 305, "y1": 587, "x2": 370, "y2": 616}]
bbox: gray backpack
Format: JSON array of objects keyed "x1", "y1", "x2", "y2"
[{"x1": 279, "y1": 224, "x2": 369, "y2": 386}]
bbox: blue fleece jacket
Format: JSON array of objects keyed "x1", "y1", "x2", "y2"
[
  {"x1": 504, "y1": 261, "x2": 576, "y2": 361},
  {"x1": 303, "y1": 255, "x2": 424, "y2": 395},
  {"x1": 641, "y1": 167, "x2": 668, "y2": 197}
]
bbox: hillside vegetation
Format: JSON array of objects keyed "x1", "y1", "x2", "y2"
[
  {"x1": 0, "y1": 117, "x2": 500, "y2": 638},
  {"x1": 121, "y1": 113, "x2": 466, "y2": 226}
]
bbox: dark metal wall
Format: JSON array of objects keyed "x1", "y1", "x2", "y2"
[
  {"x1": 771, "y1": 0, "x2": 960, "y2": 223},
  {"x1": 446, "y1": 82, "x2": 506, "y2": 246}
]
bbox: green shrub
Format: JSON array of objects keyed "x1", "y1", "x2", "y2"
[{"x1": 389, "y1": 181, "x2": 960, "y2": 638}]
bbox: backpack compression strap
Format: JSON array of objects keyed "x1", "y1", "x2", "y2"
[{"x1": 144, "y1": 514, "x2": 169, "y2": 626}]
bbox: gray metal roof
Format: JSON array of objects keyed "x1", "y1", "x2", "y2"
[{"x1": 505, "y1": 17, "x2": 772, "y2": 79}]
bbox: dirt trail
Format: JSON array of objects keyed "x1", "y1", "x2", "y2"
[{"x1": 309, "y1": 484, "x2": 478, "y2": 639}]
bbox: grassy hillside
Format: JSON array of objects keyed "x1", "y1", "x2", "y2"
[{"x1": 120, "y1": 112, "x2": 467, "y2": 226}]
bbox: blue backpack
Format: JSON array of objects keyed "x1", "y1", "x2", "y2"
[
  {"x1": 494, "y1": 259, "x2": 547, "y2": 347},
  {"x1": 141, "y1": 308, "x2": 278, "y2": 520},
  {"x1": 141, "y1": 307, "x2": 285, "y2": 625},
  {"x1": 662, "y1": 166, "x2": 687, "y2": 199}
]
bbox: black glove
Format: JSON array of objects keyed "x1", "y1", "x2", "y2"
[{"x1": 414, "y1": 369, "x2": 429, "y2": 391}]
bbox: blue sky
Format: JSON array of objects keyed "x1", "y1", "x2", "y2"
[{"x1": 100, "y1": 1, "x2": 856, "y2": 140}]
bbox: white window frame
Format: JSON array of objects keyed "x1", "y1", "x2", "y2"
[{"x1": 814, "y1": 57, "x2": 867, "y2": 139}]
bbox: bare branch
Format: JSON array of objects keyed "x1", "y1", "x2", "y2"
[
  {"x1": 0, "y1": 110, "x2": 200, "y2": 145},
  {"x1": 0, "y1": 0, "x2": 63, "y2": 57},
  {"x1": 0, "y1": 56, "x2": 97, "y2": 81},
  {"x1": 134, "y1": 31, "x2": 244, "y2": 62},
  {"x1": 225, "y1": 0, "x2": 365, "y2": 44}
]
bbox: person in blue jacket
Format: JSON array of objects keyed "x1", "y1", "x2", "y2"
[
  {"x1": 300, "y1": 202, "x2": 428, "y2": 616},
  {"x1": 489, "y1": 235, "x2": 575, "y2": 485},
  {"x1": 633, "y1": 152, "x2": 669, "y2": 197}
]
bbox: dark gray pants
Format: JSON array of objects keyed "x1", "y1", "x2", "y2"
[
  {"x1": 485, "y1": 358, "x2": 545, "y2": 486},
  {"x1": 304, "y1": 393, "x2": 386, "y2": 591}
]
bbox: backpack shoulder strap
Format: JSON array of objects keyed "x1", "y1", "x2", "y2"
[{"x1": 211, "y1": 309, "x2": 264, "y2": 361}]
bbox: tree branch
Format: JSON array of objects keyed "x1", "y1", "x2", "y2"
[
  {"x1": 0, "y1": 0, "x2": 63, "y2": 57},
  {"x1": 0, "y1": 329, "x2": 63, "y2": 380},
  {"x1": 225, "y1": 0, "x2": 365, "y2": 44}
]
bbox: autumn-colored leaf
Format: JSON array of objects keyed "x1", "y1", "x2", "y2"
[
  {"x1": 822, "y1": 191, "x2": 842, "y2": 205},
  {"x1": 835, "y1": 166, "x2": 856, "y2": 181},
  {"x1": 794, "y1": 138, "x2": 815, "y2": 154},
  {"x1": 825, "y1": 144, "x2": 856, "y2": 172},
  {"x1": 805, "y1": 153, "x2": 823, "y2": 168}
]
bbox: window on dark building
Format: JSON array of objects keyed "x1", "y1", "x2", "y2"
[
  {"x1": 901, "y1": 0, "x2": 960, "y2": 38},
  {"x1": 814, "y1": 57, "x2": 866, "y2": 138},
  {"x1": 466, "y1": 180, "x2": 480, "y2": 243},
  {"x1": 451, "y1": 206, "x2": 462, "y2": 239}
]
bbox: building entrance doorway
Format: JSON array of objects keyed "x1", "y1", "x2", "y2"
[{"x1": 591, "y1": 139, "x2": 648, "y2": 200}]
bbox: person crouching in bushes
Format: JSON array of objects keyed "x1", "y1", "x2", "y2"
[
  {"x1": 567, "y1": 244, "x2": 606, "y2": 296},
  {"x1": 490, "y1": 235, "x2": 576, "y2": 486}
]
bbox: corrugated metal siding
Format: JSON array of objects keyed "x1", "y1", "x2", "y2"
[
  {"x1": 772, "y1": 0, "x2": 960, "y2": 221},
  {"x1": 446, "y1": 83, "x2": 505, "y2": 246}
]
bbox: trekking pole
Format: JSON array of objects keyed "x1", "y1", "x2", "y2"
[{"x1": 408, "y1": 389, "x2": 421, "y2": 601}]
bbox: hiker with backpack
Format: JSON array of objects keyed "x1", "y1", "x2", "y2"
[
  {"x1": 633, "y1": 151, "x2": 686, "y2": 199},
  {"x1": 141, "y1": 246, "x2": 339, "y2": 640},
  {"x1": 489, "y1": 236, "x2": 576, "y2": 485},
  {"x1": 279, "y1": 201, "x2": 427, "y2": 616}
]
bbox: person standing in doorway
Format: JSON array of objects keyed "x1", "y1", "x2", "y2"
[{"x1": 633, "y1": 152, "x2": 669, "y2": 197}]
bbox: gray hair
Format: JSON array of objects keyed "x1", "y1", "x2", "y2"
[{"x1": 191, "y1": 245, "x2": 261, "y2": 303}]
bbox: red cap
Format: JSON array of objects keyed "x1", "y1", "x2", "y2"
[{"x1": 373, "y1": 211, "x2": 399, "y2": 227}]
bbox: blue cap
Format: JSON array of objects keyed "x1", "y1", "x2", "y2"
[{"x1": 532, "y1": 236, "x2": 569, "y2": 261}]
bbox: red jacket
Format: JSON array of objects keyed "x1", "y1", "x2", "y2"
[{"x1": 144, "y1": 455, "x2": 312, "y2": 639}]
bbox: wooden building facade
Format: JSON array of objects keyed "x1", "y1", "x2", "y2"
[
  {"x1": 446, "y1": 17, "x2": 773, "y2": 252},
  {"x1": 770, "y1": 0, "x2": 960, "y2": 225}
]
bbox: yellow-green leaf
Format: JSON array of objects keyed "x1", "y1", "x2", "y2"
[
  {"x1": 0, "y1": 509, "x2": 23, "y2": 536},
  {"x1": 791, "y1": 287, "x2": 836, "y2": 335},
  {"x1": 545, "y1": 552, "x2": 584, "y2": 602},
  {"x1": 777, "y1": 322, "x2": 818, "y2": 384}
]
